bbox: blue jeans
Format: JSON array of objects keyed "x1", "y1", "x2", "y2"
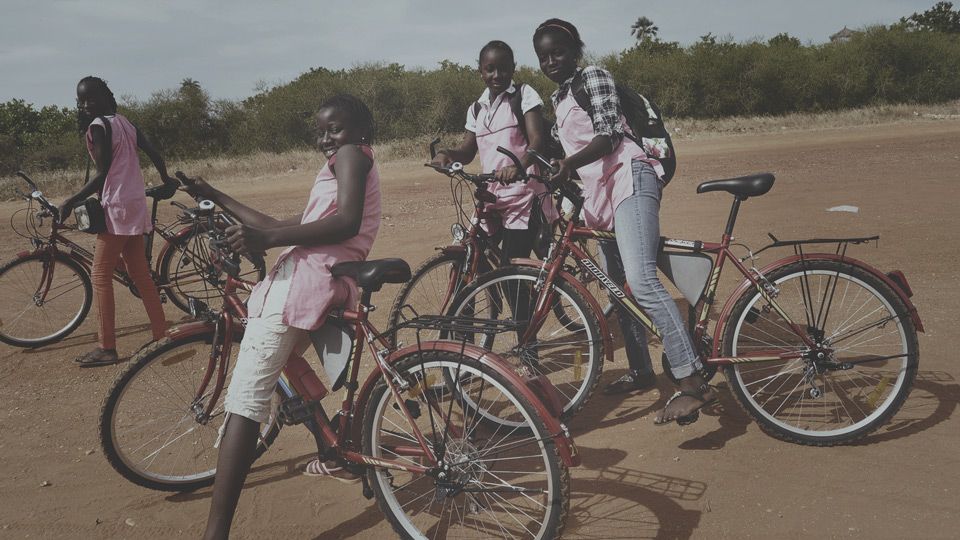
[{"x1": 599, "y1": 159, "x2": 701, "y2": 379}]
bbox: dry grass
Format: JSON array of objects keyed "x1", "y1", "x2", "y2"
[{"x1": 4, "y1": 99, "x2": 959, "y2": 200}]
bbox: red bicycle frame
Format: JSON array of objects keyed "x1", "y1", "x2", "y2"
[
  {"x1": 176, "y1": 272, "x2": 581, "y2": 477},
  {"x1": 512, "y1": 196, "x2": 924, "y2": 369}
]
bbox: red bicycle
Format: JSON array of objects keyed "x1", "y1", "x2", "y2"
[
  {"x1": 449, "y1": 149, "x2": 923, "y2": 445},
  {"x1": 387, "y1": 140, "x2": 537, "y2": 342},
  {"x1": 98, "y1": 196, "x2": 579, "y2": 539},
  {"x1": 0, "y1": 171, "x2": 264, "y2": 347}
]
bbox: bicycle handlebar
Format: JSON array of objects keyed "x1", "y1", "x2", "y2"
[
  {"x1": 16, "y1": 171, "x2": 38, "y2": 191},
  {"x1": 15, "y1": 170, "x2": 60, "y2": 221},
  {"x1": 173, "y1": 170, "x2": 266, "y2": 276}
]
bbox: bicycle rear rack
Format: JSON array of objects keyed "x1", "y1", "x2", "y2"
[{"x1": 388, "y1": 312, "x2": 524, "y2": 338}]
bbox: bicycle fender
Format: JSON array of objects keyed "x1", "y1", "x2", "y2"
[
  {"x1": 439, "y1": 244, "x2": 466, "y2": 256},
  {"x1": 352, "y1": 340, "x2": 581, "y2": 467},
  {"x1": 714, "y1": 253, "x2": 924, "y2": 354},
  {"x1": 166, "y1": 320, "x2": 219, "y2": 341},
  {"x1": 508, "y1": 257, "x2": 615, "y2": 364}
]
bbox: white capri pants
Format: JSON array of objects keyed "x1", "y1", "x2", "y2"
[{"x1": 223, "y1": 259, "x2": 310, "y2": 424}]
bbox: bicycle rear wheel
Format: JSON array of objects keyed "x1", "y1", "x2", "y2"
[
  {"x1": 449, "y1": 266, "x2": 603, "y2": 421},
  {"x1": 159, "y1": 224, "x2": 265, "y2": 314},
  {"x1": 0, "y1": 253, "x2": 92, "y2": 347},
  {"x1": 99, "y1": 331, "x2": 281, "y2": 491},
  {"x1": 363, "y1": 350, "x2": 569, "y2": 539},
  {"x1": 723, "y1": 260, "x2": 919, "y2": 445}
]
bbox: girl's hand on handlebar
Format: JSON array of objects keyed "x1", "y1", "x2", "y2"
[
  {"x1": 56, "y1": 201, "x2": 73, "y2": 225},
  {"x1": 550, "y1": 158, "x2": 573, "y2": 184},
  {"x1": 495, "y1": 165, "x2": 522, "y2": 185},
  {"x1": 175, "y1": 171, "x2": 213, "y2": 198},
  {"x1": 225, "y1": 223, "x2": 267, "y2": 258}
]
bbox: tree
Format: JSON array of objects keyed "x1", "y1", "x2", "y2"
[
  {"x1": 900, "y1": 1, "x2": 960, "y2": 33},
  {"x1": 768, "y1": 33, "x2": 801, "y2": 47},
  {"x1": 630, "y1": 16, "x2": 659, "y2": 42}
]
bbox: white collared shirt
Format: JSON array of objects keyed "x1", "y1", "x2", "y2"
[{"x1": 465, "y1": 82, "x2": 544, "y2": 133}]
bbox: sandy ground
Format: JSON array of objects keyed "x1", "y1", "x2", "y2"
[{"x1": 1, "y1": 119, "x2": 958, "y2": 539}]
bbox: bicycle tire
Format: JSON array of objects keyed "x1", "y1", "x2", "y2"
[
  {"x1": 722, "y1": 260, "x2": 919, "y2": 446},
  {"x1": 386, "y1": 250, "x2": 469, "y2": 346},
  {"x1": 363, "y1": 350, "x2": 569, "y2": 539},
  {"x1": 158, "y1": 224, "x2": 265, "y2": 314},
  {"x1": 449, "y1": 265, "x2": 604, "y2": 421},
  {"x1": 99, "y1": 331, "x2": 281, "y2": 491},
  {"x1": 0, "y1": 252, "x2": 92, "y2": 347}
]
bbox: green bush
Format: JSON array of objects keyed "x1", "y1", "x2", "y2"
[{"x1": 3, "y1": 24, "x2": 960, "y2": 175}]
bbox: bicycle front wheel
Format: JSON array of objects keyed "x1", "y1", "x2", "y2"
[
  {"x1": 723, "y1": 260, "x2": 919, "y2": 445},
  {"x1": 363, "y1": 350, "x2": 569, "y2": 539},
  {"x1": 99, "y1": 331, "x2": 282, "y2": 491},
  {"x1": 449, "y1": 266, "x2": 604, "y2": 421},
  {"x1": 159, "y1": 224, "x2": 265, "y2": 314},
  {"x1": 0, "y1": 252, "x2": 92, "y2": 347},
  {"x1": 386, "y1": 250, "x2": 470, "y2": 347}
]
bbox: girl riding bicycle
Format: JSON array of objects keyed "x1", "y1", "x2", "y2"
[
  {"x1": 432, "y1": 40, "x2": 558, "y2": 260},
  {"x1": 180, "y1": 94, "x2": 381, "y2": 540},
  {"x1": 533, "y1": 19, "x2": 716, "y2": 425},
  {"x1": 59, "y1": 76, "x2": 178, "y2": 367}
]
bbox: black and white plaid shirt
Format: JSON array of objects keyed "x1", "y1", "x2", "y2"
[{"x1": 551, "y1": 66, "x2": 624, "y2": 148}]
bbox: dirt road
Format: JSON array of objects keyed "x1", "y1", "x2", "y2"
[{"x1": 1, "y1": 119, "x2": 958, "y2": 539}]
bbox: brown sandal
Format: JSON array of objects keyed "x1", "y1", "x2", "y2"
[
  {"x1": 75, "y1": 348, "x2": 119, "y2": 367},
  {"x1": 654, "y1": 383, "x2": 717, "y2": 426}
]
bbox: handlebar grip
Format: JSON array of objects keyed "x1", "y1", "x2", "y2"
[
  {"x1": 495, "y1": 146, "x2": 526, "y2": 178},
  {"x1": 525, "y1": 149, "x2": 555, "y2": 172},
  {"x1": 16, "y1": 171, "x2": 37, "y2": 190}
]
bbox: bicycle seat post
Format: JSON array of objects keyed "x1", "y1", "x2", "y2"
[{"x1": 724, "y1": 196, "x2": 745, "y2": 239}]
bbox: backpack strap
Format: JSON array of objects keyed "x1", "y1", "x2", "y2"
[
  {"x1": 570, "y1": 70, "x2": 590, "y2": 113},
  {"x1": 84, "y1": 116, "x2": 113, "y2": 195},
  {"x1": 509, "y1": 84, "x2": 528, "y2": 141},
  {"x1": 472, "y1": 101, "x2": 481, "y2": 121}
]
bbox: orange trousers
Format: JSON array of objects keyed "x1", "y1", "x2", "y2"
[{"x1": 93, "y1": 233, "x2": 167, "y2": 350}]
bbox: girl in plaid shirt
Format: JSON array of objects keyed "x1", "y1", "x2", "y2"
[{"x1": 533, "y1": 18, "x2": 716, "y2": 426}]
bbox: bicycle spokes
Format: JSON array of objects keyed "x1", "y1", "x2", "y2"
[{"x1": 367, "y1": 353, "x2": 560, "y2": 538}]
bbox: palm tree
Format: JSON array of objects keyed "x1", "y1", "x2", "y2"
[{"x1": 630, "y1": 16, "x2": 659, "y2": 42}]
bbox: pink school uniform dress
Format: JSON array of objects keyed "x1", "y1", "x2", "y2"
[
  {"x1": 467, "y1": 83, "x2": 558, "y2": 232},
  {"x1": 552, "y1": 75, "x2": 664, "y2": 231},
  {"x1": 246, "y1": 145, "x2": 382, "y2": 331},
  {"x1": 224, "y1": 145, "x2": 381, "y2": 424},
  {"x1": 86, "y1": 115, "x2": 152, "y2": 235}
]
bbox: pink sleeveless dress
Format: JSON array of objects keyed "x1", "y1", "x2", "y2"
[
  {"x1": 246, "y1": 145, "x2": 381, "y2": 330},
  {"x1": 472, "y1": 87, "x2": 558, "y2": 231},
  {"x1": 85, "y1": 114, "x2": 151, "y2": 235},
  {"x1": 554, "y1": 93, "x2": 660, "y2": 231}
]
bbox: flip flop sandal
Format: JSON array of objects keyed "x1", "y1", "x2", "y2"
[
  {"x1": 303, "y1": 459, "x2": 361, "y2": 484},
  {"x1": 655, "y1": 384, "x2": 717, "y2": 426},
  {"x1": 75, "y1": 350, "x2": 119, "y2": 367}
]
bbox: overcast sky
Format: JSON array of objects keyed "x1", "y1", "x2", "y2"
[{"x1": 2, "y1": 0, "x2": 938, "y2": 107}]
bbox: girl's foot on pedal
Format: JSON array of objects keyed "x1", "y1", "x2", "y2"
[
  {"x1": 303, "y1": 459, "x2": 361, "y2": 484},
  {"x1": 654, "y1": 373, "x2": 717, "y2": 425},
  {"x1": 75, "y1": 348, "x2": 119, "y2": 367}
]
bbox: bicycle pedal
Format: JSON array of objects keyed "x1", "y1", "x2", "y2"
[{"x1": 278, "y1": 396, "x2": 318, "y2": 426}]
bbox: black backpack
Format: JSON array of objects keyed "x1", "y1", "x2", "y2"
[
  {"x1": 570, "y1": 71, "x2": 677, "y2": 182},
  {"x1": 473, "y1": 85, "x2": 564, "y2": 160}
]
